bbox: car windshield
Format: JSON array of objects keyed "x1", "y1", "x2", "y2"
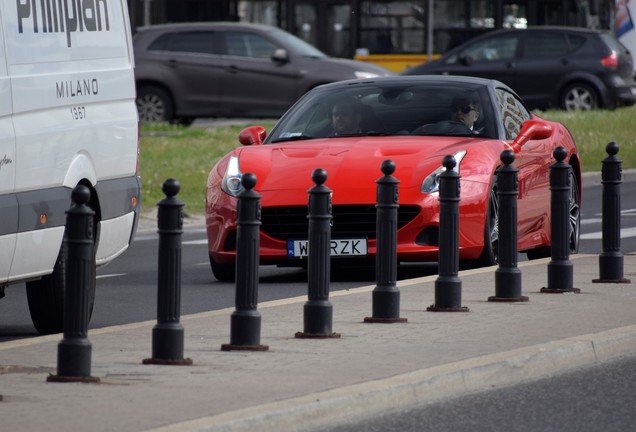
[{"x1": 267, "y1": 81, "x2": 498, "y2": 142}]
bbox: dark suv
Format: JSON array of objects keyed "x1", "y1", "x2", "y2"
[
  {"x1": 133, "y1": 22, "x2": 393, "y2": 124},
  {"x1": 402, "y1": 26, "x2": 636, "y2": 111}
]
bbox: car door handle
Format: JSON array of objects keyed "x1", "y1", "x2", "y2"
[
  {"x1": 227, "y1": 65, "x2": 239, "y2": 74},
  {"x1": 167, "y1": 59, "x2": 178, "y2": 68},
  {"x1": 506, "y1": 61, "x2": 516, "y2": 69}
]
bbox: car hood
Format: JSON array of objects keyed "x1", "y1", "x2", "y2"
[
  {"x1": 305, "y1": 56, "x2": 395, "y2": 76},
  {"x1": 235, "y1": 136, "x2": 498, "y2": 201}
]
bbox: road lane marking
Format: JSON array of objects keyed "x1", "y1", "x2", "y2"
[
  {"x1": 581, "y1": 226, "x2": 636, "y2": 240},
  {"x1": 96, "y1": 273, "x2": 126, "y2": 279}
]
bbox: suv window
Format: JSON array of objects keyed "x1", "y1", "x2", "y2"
[
  {"x1": 225, "y1": 31, "x2": 277, "y2": 58},
  {"x1": 567, "y1": 34, "x2": 587, "y2": 51},
  {"x1": 167, "y1": 31, "x2": 218, "y2": 55},
  {"x1": 454, "y1": 34, "x2": 519, "y2": 63},
  {"x1": 148, "y1": 33, "x2": 172, "y2": 51},
  {"x1": 524, "y1": 32, "x2": 568, "y2": 57}
]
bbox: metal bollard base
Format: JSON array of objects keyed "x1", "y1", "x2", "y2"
[
  {"x1": 426, "y1": 305, "x2": 470, "y2": 312},
  {"x1": 369, "y1": 289, "x2": 404, "y2": 322},
  {"x1": 295, "y1": 331, "x2": 341, "y2": 339},
  {"x1": 488, "y1": 296, "x2": 529, "y2": 302},
  {"x1": 363, "y1": 316, "x2": 408, "y2": 323},
  {"x1": 56, "y1": 338, "x2": 92, "y2": 378},
  {"x1": 47, "y1": 374, "x2": 100, "y2": 383},
  {"x1": 592, "y1": 278, "x2": 631, "y2": 284},
  {"x1": 221, "y1": 344, "x2": 269, "y2": 351},
  {"x1": 540, "y1": 287, "x2": 581, "y2": 293},
  {"x1": 142, "y1": 357, "x2": 193, "y2": 366},
  {"x1": 149, "y1": 323, "x2": 186, "y2": 362}
]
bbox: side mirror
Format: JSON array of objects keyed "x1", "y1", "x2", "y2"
[
  {"x1": 510, "y1": 119, "x2": 553, "y2": 152},
  {"x1": 271, "y1": 48, "x2": 289, "y2": 64},
  {"x1": 238, "y1": 126, "x2": 267, "y2": 146}
]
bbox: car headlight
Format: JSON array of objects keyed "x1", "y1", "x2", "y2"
[
  {"x1": 421, "y1": 150, "x2": 467, "y2": 194},
  {"x1": 221, "y1": 156, "x2": 243, "y2": 197},
  {"x1": 354, "y1": 71, "x2": 380, "y2": 79}
]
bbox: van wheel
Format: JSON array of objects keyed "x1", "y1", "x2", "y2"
[
  {"x1": 26, "y1": 239, "x2": 96, "y2": 335},
  {"x1": 137, "y1": 86, "x2": 174, "y2": 123},
  {"x1": 561, "y1": 83, "x2": 598, "y2": 111},
  {"x1": 209, "y1": 254, "x2": 235, "y2": 282}
]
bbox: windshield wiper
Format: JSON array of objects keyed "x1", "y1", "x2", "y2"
[
  {"x1": 330, "y1": 132, "x2": 391, "y2": 137},
  {"x1": 271, "y1": 134, "x2": 314, "y2": 143}
]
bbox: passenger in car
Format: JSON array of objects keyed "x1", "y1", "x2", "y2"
[
  {"x1": 411, "y1": 95, "x2": 481, "y2": 135},
  {"x1": 330, "y1": 98, "x2": 363, "y2": 136}
]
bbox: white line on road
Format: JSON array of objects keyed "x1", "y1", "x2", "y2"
[
  {"x1": 581, "y1": 227, "x2": 636, "y2": 240},
  {"x1": 96, "y1": 273, "x2": 126, "y2": 279}
]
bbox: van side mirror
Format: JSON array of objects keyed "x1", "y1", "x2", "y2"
[{"x1": 271, "y1": 48, "x2": 289, "y2": 64}]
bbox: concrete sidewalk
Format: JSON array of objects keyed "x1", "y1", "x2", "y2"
[{"x1": 1, "y1": 253, "x2": 635, "y2": 431}]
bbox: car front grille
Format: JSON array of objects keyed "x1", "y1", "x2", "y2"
[{"x1": 260, "y1": 205, "x2": 420, "y2": 241}]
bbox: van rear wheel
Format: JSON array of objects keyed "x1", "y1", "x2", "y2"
[{"x1": 26, "y1": 240, "x2": 96, "y2": 335}]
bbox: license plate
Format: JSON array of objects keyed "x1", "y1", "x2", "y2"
[{"x1": 287, "y1": 239, "x2": 368, "y2": 257}]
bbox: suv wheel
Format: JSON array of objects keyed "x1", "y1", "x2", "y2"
[
  {"x1": 561, "y1": 83, "x2": 599, "y2": 111},
  {"x1": 137, "y1": 86, "x2": 174, "y2": 123}
]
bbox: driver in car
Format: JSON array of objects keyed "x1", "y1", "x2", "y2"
[
  {"x1": 451, "y1": 96, "x2": 480, "y2": 131},
  {"x1": 331, "y1": 98, "x2": 363, "y2": 136}
]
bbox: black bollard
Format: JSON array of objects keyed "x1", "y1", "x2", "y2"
[
  {"x1": 489, "y1": 150, "x2": 528, "y2": 302},
  {"x1": 143, "y1": 179, "x2": 193, "y2": 365},
  {"x1": 593, "y1": 142, "x2": 631, "y2": 283},
  {"x1": 541, "y1": 147, "x2": 581, "y2": 293},
  {"x1": 48, "y1": 185, "x2": 100, "y2": 383},
  {"x1": 295, "y1": 169, "x2": 340, "y2": 338},
  {"x1": 365, "y1": 160, "x2": 407, "y2": 323},
  {"x1": 427, "y1": 156, "x2": 469, "y2": 312},
  {"x1": 222, "y1": 173, "x2": 269, "y2": 351}
]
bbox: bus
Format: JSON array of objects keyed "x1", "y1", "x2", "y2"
[{"x1": 129, "y1": 0, "x2": 617, "y2": 72}]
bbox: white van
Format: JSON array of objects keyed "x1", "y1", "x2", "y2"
[{"x1": 0, "y1": 0, "x2": 140, "y2": 334}]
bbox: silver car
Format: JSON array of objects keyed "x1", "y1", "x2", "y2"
[{"x1": 133, "y1": 22, "x2": 394, "y2": 125}]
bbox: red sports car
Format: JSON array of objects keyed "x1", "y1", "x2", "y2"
[{"x1": 206, "y1": 76, "x2": 580, "y2": 281}]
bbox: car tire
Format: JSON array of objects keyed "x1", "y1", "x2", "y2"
[
  {"x1": 561, "y1": 83, "x2": 599, "y2": 111},
  {"x1": 476, "y1": 178, "x2": 498, "y2": 267},
  {"x1": 209, "y1": 254, "x2": 236, "y2": 282},
  {"x1": 526, "y1": 171, "x2": 580, "y2": 259},
  {"x1": 26, "y1": 240, "x2": 96, "y2": 335},
  {"x1": 136, "y1": 86, "x2": 174, "y2": 123}
]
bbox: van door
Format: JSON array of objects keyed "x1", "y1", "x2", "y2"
[{"x1": 0, "y1": 15, "x2": 17, "y2": 284}]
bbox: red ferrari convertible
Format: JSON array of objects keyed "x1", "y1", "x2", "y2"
[{"x1": 206, "y1": 76, "x2": 580, "y2": 281}]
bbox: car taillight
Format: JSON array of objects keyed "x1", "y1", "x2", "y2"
[{"x1": 601, "y1": 52, "x2": 618, "y2": 69}]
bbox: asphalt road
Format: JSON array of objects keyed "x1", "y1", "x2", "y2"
[{"x1": 314, "y1": 354, "x2": 636, "y2": 432}]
